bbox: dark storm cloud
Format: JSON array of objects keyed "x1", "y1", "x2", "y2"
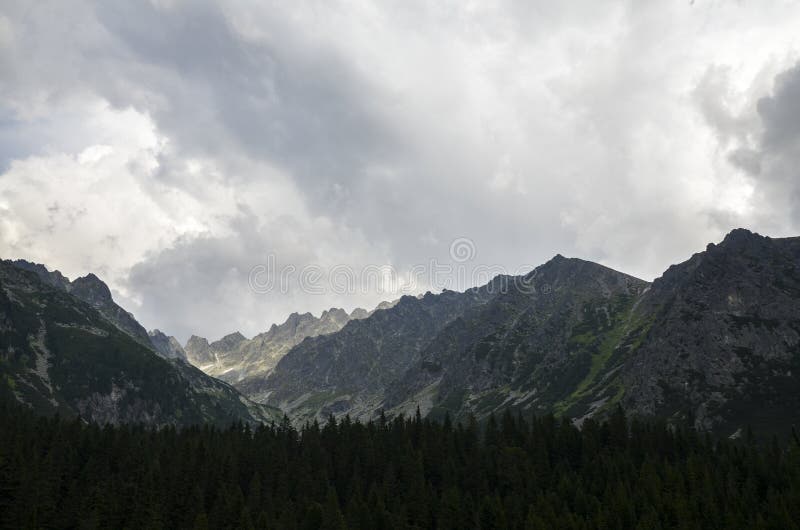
[
  {"x1": 724, "y1": 62, "x2": 800, "y2": 227},
  {"x1": 92, "y1": 1, "x2": 400, "y2": 204},
  {"x1": 758, "y1": 63, "x2": 800, "y2": 149},
  {"x1": 87, "y1": 0, "x2": 581, "y2": 278}
]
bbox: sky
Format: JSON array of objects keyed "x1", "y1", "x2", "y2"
[{"x1": 1, "y1": 1, "x2": 800, "y2": 343}]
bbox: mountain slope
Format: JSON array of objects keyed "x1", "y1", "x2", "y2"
[
  {"x1": 252, "y1": 229, "x2": 800, "y2": 437},
  {"x1": 257, "y1": 260, "x2": 648, "y2": 424},
  {"x1": 620, "y1": 229, "x2": 800, "y2": 436},
  {"x1": 258, "y1": 287, "x2": 499, "y2": 422},
  {"x1": 12, "y1": 260, "x2": 155, "y2": 352},
  {"x1": 385, "y1": 256, "x2": 649, "y2": 422},
  {"x1": 0, "y1": 260, "x2": 279, "y2": 427}
]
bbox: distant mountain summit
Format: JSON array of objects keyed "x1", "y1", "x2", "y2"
[
  {"x1": 185, "y1": 306, "x2": 370, "y2": 384},
  {"x1": 148, "y1": 329, "x2": 187, "y2": 360}
]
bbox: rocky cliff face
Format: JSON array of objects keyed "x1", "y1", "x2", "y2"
[
  {"x1": 256, "y1": 287, "x2": 499, "y2": 423},
  {"x1": 9, "y1": 260, "x2": 71, "y2": 290},
  {"x1": 620, "y1": 229, "x2": 800, "y2": 436},
  {"x1": 69, "y1": 273, "x2": 153, "y2": 347},
  {"x1": 251, "y1": 229, "x2": 800, "y2": 437},
  {"x1": 148, "y1": 329, "x2": 187, "y2": 360},
  {"x1": 185, "y1": 307, "x2": 368, "y2": 384},
  {"x1": 384, "y1": 256, "x2": 649, "y2": 423},
  {"x1": 184, "y1": 335, "x2": 214, "y2": 366},
  {"x1": 11, "y1": 260, "x2": 159, "y2": 353},
  {"x1": 0, "y1": 260, "x2": 279, "y2": 427}
]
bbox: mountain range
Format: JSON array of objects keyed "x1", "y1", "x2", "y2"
[
  {"x1": 0, "y1": 259, "x2": 280, "y2": 427},
  {"x1": 233, "y1": 229, "x2": 799, "y2": 438},
  {"x1": 2, "y1": 228, "x2": 798, "y2": 437},
  {"x1": 184, "y1": 307, "x2": 368, "y2": 385}
]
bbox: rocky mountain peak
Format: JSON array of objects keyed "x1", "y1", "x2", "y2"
[
  {"x1": 374, "y1": 299, "x2": 399, "y2": 312},
  {"x1": 71, "y1": 273, "x2": 114, "y2": 304},
  {"x1": 184, "y1": 335, "x2": 215, "y2": 366},
  {"x1": 284, "y1": 312, "x2": 313, "y2": 327},
  {"x1": 186, "y1": 335, "x2": 210, "y2": 348},
  {"x1": 321, "y1": 307, "x2": 347, "y2": 318},
  {"x1": 623, "y1": 230, "x2": 800, "y2": 434},
  {"x1": 8, "y1": 260, "x2": 153, "y2": 347},
  {"x1": 185, "y1": 306, "x2": 367, "y2": 387},
  {"x1": 319, "y1": 308, "x2": 350, "y2": 327},
  {"x1": 10, "y1": 259, "x2": 71, "y2": 290},
  {"x1": 720, "y1": 227, "x2": 758, "y2": 245},
  {"x1": 68, "y1": 273, "x2": 152, "y2": 346},
  {"x1": 651, "y1": 228, "x2": 800, "y2": 298},
  {"x1": 705, "y1": 228, "x2": 775, "y2": 258},
  {"x1": 148, "y1": 329, "x2": 187, "y2": 360},
  {"x1": 211, "y1": 331, "x2": 248, "y2": 351},
  {"x1": 396, "y1": 293, "x2": 424, "y2": 307},
  {"x1": 524, "y1": 255, "x2": 647, "y2": 298},
  {"x1": 349, "y1": 307, "x2": 369, "y2": 319}
]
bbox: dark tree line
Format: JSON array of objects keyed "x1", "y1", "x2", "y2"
[{"x1": 0, "y1": 401, "x2": 799, "y2": 529}]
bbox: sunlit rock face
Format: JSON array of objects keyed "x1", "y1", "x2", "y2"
[{"x1": 184, "y1": 306, "x2": 370, "y2": 385}]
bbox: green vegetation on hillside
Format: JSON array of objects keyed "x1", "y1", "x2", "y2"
[{"x1": 554, "y1": 295, "x2": 647, "y2": 416}]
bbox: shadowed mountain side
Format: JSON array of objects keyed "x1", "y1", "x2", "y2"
[
  {"x1": 252, "y1": 229, "x2": 800, "y2": 438},
  {"x1": 0, "y1": 260, "x2": 280, "y2": 427}
]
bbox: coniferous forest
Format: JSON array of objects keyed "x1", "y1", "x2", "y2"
[{"x1": 1, "y1": 400, "x2": 799, "y2": 530}]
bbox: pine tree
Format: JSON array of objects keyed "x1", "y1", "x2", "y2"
[
  {"x1": 192, "y1": 512, "x2": 210, "y2": 530},
  {"x1": 320, "y1": 488, "x2": 346, "y2": 530}
]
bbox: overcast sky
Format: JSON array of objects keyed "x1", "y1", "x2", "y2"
[{"x1": 2, "y1": 1, "x2": 800, "y2": 342}]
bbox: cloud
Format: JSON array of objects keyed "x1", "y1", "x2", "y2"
[
  {"x1": 0, "y1": 101, "x2": 165, "y2": 280},
  {"x1": 752, "y1": 63, "x2": 800, "y2": 225},
  {"x1": 749, "y1": 63, "x2": 800, "y2": 228},
  {"x1": 759, "y1": 64, "x2": 800, "y2": 149},
  {"x1": 700, "y1": 60, "x2": 800, "y2": 233},
  {"x1": 1, "y1": 0, "x2": 800, "y2": 341}
]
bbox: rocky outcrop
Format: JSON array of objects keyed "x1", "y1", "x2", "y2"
[
  {"x1": 10, "y1": 260, "x2": 71, "y2": 291},
  {"x1": 185, "y1": 335, "x2": 214, "y2": 366},
  {"x1": 70, "y1": 273, "x2": 153, "y2": 346},
  {"x1": 620, "y1": 229, "x2": 800, "y2": 435},
  {"x1": 148, "y1": 329, "x2": 187, "y2": 360},
  {"x1": 349, "y1": 307, "x2": 369, "y2": 319},
  {"x1": 10, "y1": 260, "x2": 159, "y2": 351}
]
